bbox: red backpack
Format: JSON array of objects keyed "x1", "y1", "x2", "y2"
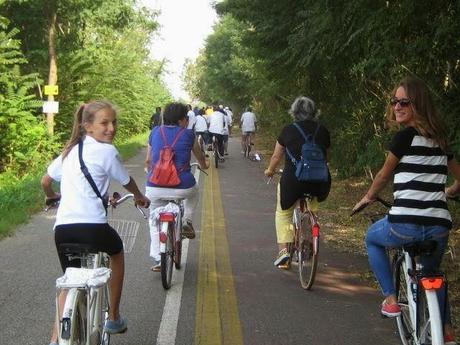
[{"x1": 149, "y1": 126, "x2": 186, "y2": 187}]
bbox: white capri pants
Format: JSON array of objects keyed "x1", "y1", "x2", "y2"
[{"x1": 145, "y1": 185, "x2": 199, "y2": 262}]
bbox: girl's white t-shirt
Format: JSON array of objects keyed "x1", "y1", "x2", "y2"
[{"x1": 48, "y1": 135, "x2": 130, "y2": 226}]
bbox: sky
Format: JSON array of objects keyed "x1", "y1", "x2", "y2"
[{"x1": 141, "y1": 0, "x2": 218, "y2": 100}]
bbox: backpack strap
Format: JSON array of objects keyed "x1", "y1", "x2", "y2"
[
  {"x1": 293, "y1": 122, "x2": 320, "y2": 144},
  {"x1": 159, "y1": 126, "x2": 186, "y2": 147},
  {"x1": 78, "y1": 139, "x2": 108, "y2": 214},
  {"x1": 285, "y1": 122, "x2": 320, "y2": 165},
  {"x1": 159, "y1": 126, "x2": 189, "y2": 171}
]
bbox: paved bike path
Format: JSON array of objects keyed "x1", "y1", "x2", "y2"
[
  {"x1": 0, "y1": 136, "x2": 400, "y2": 345},
  {"x1": 191, "y1": 138, "x2": 401, "y2": 345}
]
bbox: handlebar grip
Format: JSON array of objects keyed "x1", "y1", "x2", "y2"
[
  {"x1": 350, "y1": 202, "x2": 370, "y2": 217},
  {"x1": 45, "y1": 197, "x2": 60, "y2": 206},
  {"x1": 376, "y1": 197, "x2": 392, "y2": 208}
]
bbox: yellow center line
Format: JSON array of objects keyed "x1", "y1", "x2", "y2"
[{"x1": 195, "y1": 164, "x2": 243, "y2": 345}]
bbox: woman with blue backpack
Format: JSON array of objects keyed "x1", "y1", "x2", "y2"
[{"x1": 264, "y1": 96, "x2": 331, "y2": 268}]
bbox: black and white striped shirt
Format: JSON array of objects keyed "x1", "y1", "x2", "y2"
[{"x1": 389, "y1": 127, "x2": 452, "y2": 228}]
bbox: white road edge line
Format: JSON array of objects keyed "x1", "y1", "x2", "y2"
[{"x1": 155, "y1": 167, "x2": 201, "y2": 345}]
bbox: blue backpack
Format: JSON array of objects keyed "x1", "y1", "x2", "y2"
[{"x1": 285, "y1": 123, "x2": 329, "y2": 182}]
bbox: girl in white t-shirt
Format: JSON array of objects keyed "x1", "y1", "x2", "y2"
[{"x1": 42, "y1": 100, "x2": 150, "y2": 345}]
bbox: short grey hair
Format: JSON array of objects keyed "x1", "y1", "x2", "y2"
[{"x1": 289, "y1": 96, "x2": 318, "y2": 121}]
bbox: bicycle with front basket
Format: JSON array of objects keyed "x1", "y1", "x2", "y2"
[
  {"x1": 50, "y1": 193, "x2": 146, "y2": 345},
  {"x1": 351, "y1": 197, "x2": 452, "y2": 345}
]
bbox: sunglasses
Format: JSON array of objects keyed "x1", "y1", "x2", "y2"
[{"x1": 390, "y1": 97, "x2": 411, "y2": 107}]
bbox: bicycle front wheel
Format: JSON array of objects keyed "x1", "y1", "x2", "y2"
[{"x1": 161, "y1": 222, "x2": 174, "y2": 289}]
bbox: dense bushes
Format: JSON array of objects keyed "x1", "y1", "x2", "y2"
[{"x1": 185, "y1": 1, "x2": 460, "y2": 177}]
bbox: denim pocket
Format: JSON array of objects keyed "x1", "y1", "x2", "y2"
[{"x1": 389, "y1": 227, "x2": 417, "y2": 241}]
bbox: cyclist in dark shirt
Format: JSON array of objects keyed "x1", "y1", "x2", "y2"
[
  {"x1": 264, "y1": 96, "x2": 331, "y2": 268},
  {"x1": 149, "y1": 106, "x2": 162, "y2": 129}
]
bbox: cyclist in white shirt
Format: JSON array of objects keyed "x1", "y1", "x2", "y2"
[
  {"x1": 240, "y1": 106, "x2": 257, "y2": 153},
  {"x1": 186, "y1": 104, "x2": 196, "y2": 130},
  {"x1": 42, "y1": 100, "x2": 150, "y2": 345},
  {"x1": 194, "y1": 108, "x2": 209, "y2": 145},
  {"x1": 208, "y1": 106, "x2": 227, "y2": 158},
  {"x1": 224, "y1": 106, "x2": 233, "y2": 135}
]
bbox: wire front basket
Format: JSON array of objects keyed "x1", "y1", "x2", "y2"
[{"x1": 108, "y1": 219, "x2": 140, "y2": 253}]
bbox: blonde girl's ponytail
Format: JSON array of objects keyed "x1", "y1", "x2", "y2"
[{"x1": 62, "y1": 104, "x2": 86, "y2": 159}]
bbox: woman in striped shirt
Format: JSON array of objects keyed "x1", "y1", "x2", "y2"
[{"x1": 353, "y1": 76, "x2": 460, "y2": 344}]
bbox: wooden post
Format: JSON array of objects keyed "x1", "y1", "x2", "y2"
[{"x1": 46, "y1": 8, "x2": 58, "y2": 135}]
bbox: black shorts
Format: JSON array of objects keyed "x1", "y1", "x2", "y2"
[{"x1": 55, "y1": 223, "x2": 123, "y2": 271}]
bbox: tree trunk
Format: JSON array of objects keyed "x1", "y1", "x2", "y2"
[{"x1": 46, "y1": 7, "x2": 58, "y2": 135}]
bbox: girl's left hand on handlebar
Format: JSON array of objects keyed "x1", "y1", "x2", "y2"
[
  {"x1": 135, "y1": 195, "x2": 151, "y2": 208},
  {"x1": 264, "y1": 168, "x2": 274, "y2": 177}
]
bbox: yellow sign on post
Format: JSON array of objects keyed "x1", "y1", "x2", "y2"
[{"x1": 44, "y1": 85, "x2": 59, "y2": 96}]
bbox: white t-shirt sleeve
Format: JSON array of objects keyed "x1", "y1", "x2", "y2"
[
  {"x1": 47, "y1": 155, "x2": 63, "y2": 181},
  {"x1": 104, "y1": 147, "x2": 131, "y2": 186}
]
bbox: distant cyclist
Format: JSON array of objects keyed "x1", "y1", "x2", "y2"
[
  {"x1": 352, "y1": 76, "x2": 460, "y2": 344},
  {"x1": 240, "y1": 106, "x2": 257, "y2": 154},
  {"x1": 42, "y1": 100, "x2": 150, "y2": 345},
  {"x1": 224, "y1": 106, "x2": 233, "y2": 136},
  {"x1": 264, "y1": 96, "x2": 331, "y2": 268},
  {"x1": 194, "y1": 108, "x2": 210, "y2": 149},
  {"x1": 149, "y1": 106, "x2": 162, "y2": 129},
  {"x1": 186, "y1": 104, "x2": 196, "y2": 130},
  {"x1": 144, "y1": 102, "x2": 208, "y2": 271},
  {"x1": 208, "y1": 106, "x2": 227, "y2": 159}
]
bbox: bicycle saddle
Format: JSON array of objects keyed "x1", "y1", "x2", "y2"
[
  {"x1": 58, "y1": 242, "x2": 100, "y2": 255},
  {"x1": 403, "y1": 240, "x2": 438, "y2": 257}
]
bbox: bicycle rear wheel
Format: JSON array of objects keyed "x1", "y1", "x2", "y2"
[
  {"x1": 394, "y1": 253, "x2": 414, "y2": 345},
  {"x1": 298, "y1": 214, "x2": 319, "y2": 289},
  {"x1": 174, "y1": 225, "x2": 182, "y2": 269},
  {"x1": 418, "y1": 289, "x2": 443, "y2": 345},
  {"x1": 60, "y1": 289, "x2": 88, "y2": 345},
  {"x1": 161, "y1": 222, "x2": 174, "y2": 289}
]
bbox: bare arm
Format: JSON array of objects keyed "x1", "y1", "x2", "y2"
[
  {"x1": 122, "y1": 177, "x2": 150, "y2": 208},
  {"x1": 446, "y1": 158, "x2": 460, "y2": 196},
  {"x1": 41, "y1": 174, "x2": 60, "y2": 200},
  {"x1": 352, "y1": 152, "x2": 400, "y2": 211},
  {"x1": 144, "y1": 144, "x2": 152, "y2": 173},
  {"x1": 264, "y1": 141, "x2": 285, "y2": 177}
]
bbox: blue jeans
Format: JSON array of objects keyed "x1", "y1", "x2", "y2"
[{"x1": 366, "y1": 216, "x2": 451, "y2": 324}]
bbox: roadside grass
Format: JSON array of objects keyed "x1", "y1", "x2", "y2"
[
  {"x1": 0, "y1": 132, "x2": 149, "y2": 239},
  {"x1": 256, "y1": 130, "x2": 460, "y2": 328}
]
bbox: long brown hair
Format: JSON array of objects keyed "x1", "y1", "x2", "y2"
[
  {"x1": 62, "y1": 100, "x2": 116, "y2": 158},
  {"x1": 386, "y1": 76, "x2": 449, "y2": 152}
]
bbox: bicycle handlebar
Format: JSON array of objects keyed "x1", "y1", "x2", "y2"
[
  {"x1": 111, "y1": 192, "x2": 147, "y2": 219},
  {"x1": 350, "y1": 197, "x2": 391, "y2": 217},
  {"x1": 191, "y1": 162, "x2": 208, "y2": 175}
]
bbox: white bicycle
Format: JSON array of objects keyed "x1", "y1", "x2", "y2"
[
  {"x1": 352, "y1": 198, "x2": 448, "y2": 345},
  {"x1": 53, "y1": 193, "x2": 146, "y2": 345},
  {"x1": 155, "y1": 163, "x2": 206, "y2": 289}
]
